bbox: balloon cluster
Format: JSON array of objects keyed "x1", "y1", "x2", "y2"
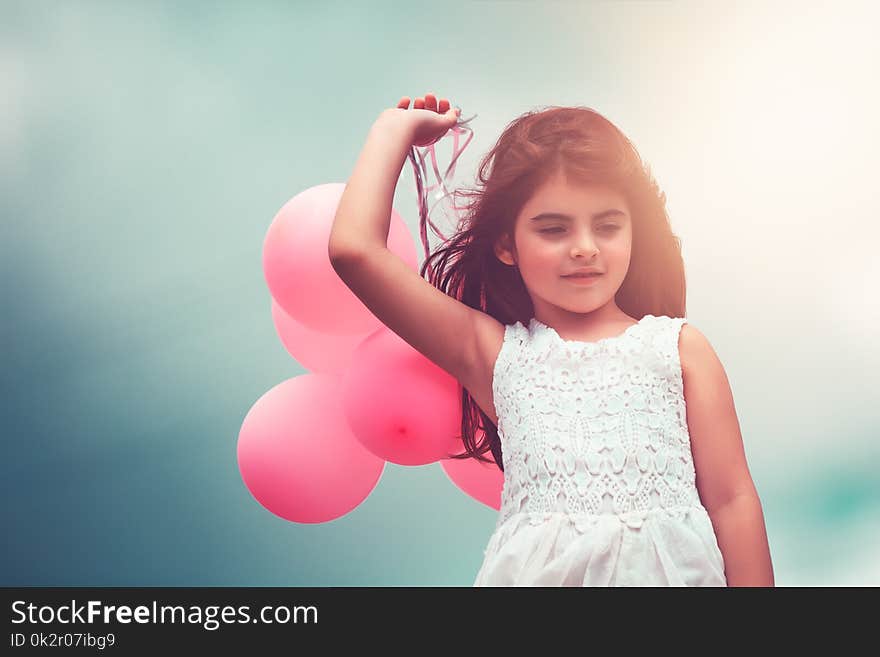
[{"x1": 237, "y1": 118, "x2": 504, "y2": 524}]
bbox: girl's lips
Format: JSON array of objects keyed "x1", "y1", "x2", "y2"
[{"x1": 563, "y1": 273, "x2": 603, "y2": 285}]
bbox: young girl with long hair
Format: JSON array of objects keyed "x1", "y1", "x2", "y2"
[{"x1": 328, "y1": 92, "x2": 774, "y2": 587}]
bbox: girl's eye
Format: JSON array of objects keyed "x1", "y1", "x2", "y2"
[{"x1": 538, "y1": 225, "x2": 620, "y2": 234}]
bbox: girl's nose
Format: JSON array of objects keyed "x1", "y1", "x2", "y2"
[{"x1": 570, "y1": 233, "x2": 599, "y2": 258}]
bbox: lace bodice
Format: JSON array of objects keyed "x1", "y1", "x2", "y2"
[{"x1": 491, "y1": 314, "x2": 704, "y2": 532}]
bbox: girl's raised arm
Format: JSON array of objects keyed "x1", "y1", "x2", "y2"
[{"x1": 328, "y1": 100, "x2": 502, "y2": 393}]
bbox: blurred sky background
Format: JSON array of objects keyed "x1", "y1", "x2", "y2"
[{"x1": 2, "y1": 0, "x2": 878, "y2": 586}]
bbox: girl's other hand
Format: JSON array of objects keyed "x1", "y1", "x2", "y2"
[{"x1": 377, "y1": 92, "x2": 460, "y2": 148}]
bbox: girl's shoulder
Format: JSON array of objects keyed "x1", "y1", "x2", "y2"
[{"x1": 675, "y1": 320, "x2": 718, "y2": 376}]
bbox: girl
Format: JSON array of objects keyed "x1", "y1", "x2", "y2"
[{"x1": 328, "y1": 92, "x2": 774, "y2": 587}]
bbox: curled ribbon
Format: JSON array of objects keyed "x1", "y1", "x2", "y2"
[{"x1": 406, "y1": 108, "x2": 476, "y2": 280}]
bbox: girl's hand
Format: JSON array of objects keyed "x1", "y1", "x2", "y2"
[{"x1": 377, "y1": 92, "x2": 460, "y2": 148}]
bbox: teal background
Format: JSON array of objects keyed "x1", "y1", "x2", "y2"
[{"x1": 3, "y1": 0, "x2": 878, "y2": 586}]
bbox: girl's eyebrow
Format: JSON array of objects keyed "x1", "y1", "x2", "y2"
[{"x1": 528, "y1": 209, "x2": 627, "y2": 222}]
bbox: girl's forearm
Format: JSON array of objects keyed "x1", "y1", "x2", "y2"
[
  {"x1": 329, "y1": 114, "x2": 414, "y2": 257},
  {"x1": 708, "y1": 494, "x2": 775, "y2": 586}
]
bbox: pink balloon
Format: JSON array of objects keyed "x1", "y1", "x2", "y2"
[
  {"x1": 440, "y1": 435, "x2": 504, "y2": 510},
  {"x1": 271, "y1": 298, "x2": 368, "y2": 374},
  {"x1": 237, "y1": 373, "x2": 386, "y2": 523},
  {"x1": 262, "y1": 183, "x2": 419, "y2": 335},
  {"x1": 341, "y1": 326, "x2": 462, "y2": 466}
]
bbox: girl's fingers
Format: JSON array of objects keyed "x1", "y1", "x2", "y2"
[{"x1": 405, "y1": 92, "x2": 452, "y2": 113}]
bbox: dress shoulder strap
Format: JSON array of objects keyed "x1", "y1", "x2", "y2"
[
  {"x1": 493, "y1": 320, "x2": 529, "y2": 382},
  {"x1": 646, "y1": 315, "x2": 689, "y2": 382}
]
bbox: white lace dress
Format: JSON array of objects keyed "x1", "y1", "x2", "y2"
[{"x1": 473, "y1": 314, "x2": 727, "y2": 587}]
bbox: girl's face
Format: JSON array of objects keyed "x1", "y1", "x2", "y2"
[{"x1": 494, "y1": 171, "x2": 633, "y2": 321}]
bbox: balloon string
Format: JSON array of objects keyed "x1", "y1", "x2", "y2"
[{"x1": 407, "y1": 109, "x2": 476, "y2": 281}]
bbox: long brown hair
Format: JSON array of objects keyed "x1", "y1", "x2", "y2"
[{"x1": 421, "y1": 106, "x2": 686, "y2": 472}]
